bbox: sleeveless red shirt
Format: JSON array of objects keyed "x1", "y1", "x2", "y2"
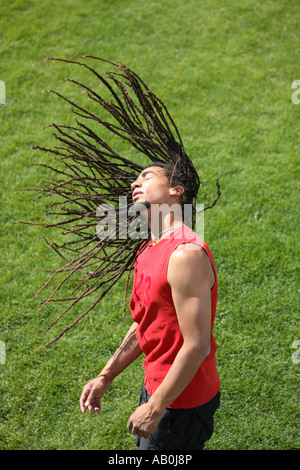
[{"x1": 129, "y1": 225, "x2": 220, "y2": 409}]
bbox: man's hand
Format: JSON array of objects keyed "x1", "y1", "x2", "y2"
[
  {"x1": 127, "y1": 403, "x2": 162, "y2": 438},
  {"x1": 80, "y1": 375, "x2": 112, "y2": 414}
]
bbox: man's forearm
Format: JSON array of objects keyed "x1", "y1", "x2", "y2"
[
  {"x1": 99, "y1": 322, "x2": 143, "y2": 381},
  {"x1": 148, "y1": 342, "x2": 209, "y2": 413}
]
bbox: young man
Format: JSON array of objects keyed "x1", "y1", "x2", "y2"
[{"x1": 79, "y1": 165, "x2": 220, "y2": 450}]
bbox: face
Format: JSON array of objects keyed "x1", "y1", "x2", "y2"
[{"x1": 131, "y1": 166, "x2": 173, "y2": 208}]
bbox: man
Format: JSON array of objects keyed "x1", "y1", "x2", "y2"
[{"x1": 80, "y1": 164, "x2": 220, "y2": 450}]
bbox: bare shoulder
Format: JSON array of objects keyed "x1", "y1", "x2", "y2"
[
  {"x1": 170, "y1": 243, "x2": 208, "y2": 266},
  {"x1": 167, "y1": 243, "x2": 215, "y2": 289}
]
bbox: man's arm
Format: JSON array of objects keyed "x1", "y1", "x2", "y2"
[
  {"x1": 127, "y1": 244, "x2": 214, "y2": 438},
  {"x1": 80, "y1": 321, "x2": 142, "y2": 414}
]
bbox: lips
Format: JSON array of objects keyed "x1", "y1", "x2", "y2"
[{"x1": 132, "y1": 190, "x2": 143, "y2": 201}]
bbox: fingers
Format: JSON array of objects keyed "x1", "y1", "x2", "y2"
[
  {"x1": 127, "y1": 418, "x2": 150, "y2": 439},
  {"x1": 85, "y1": 400, "x2": 100, "y2": 414},
  {"x1": 79, "y1": 385, "x2": 101, "y2": 414},
  {"x1": 79, "y1": 388, "x2": 89, "y2": 414}
]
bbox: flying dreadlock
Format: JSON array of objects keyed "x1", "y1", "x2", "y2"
[{"x1": 19, "y1": 56, "x2": 220, "y2": 348}]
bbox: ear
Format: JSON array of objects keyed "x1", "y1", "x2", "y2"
[{"x1": 169, "y1": 185, "x2": 185, "y2": 197}]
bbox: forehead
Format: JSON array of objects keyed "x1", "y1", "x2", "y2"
[{"x1": 137, "y1": 166, "x2": 166, "y2": 179}]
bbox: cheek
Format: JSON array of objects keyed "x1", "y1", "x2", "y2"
[{"x1": 151, "y1": 184, "x2": 169, "y2": 199}]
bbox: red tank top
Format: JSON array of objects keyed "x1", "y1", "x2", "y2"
[{"x1": 129, "y1": 225, "x2": 220, "y2": 409}]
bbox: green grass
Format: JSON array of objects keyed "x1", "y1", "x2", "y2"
[{"x1": 0, "y1": 0, "x2": 299, "y2": 450}]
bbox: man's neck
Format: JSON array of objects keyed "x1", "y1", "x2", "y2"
[{"x1": 150, "y1": 218, "x2": 184, "y2": 244}]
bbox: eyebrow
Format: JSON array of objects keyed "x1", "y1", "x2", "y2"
[
  {"x1": 139, "y1": 167, "x2": 166, "y2": 179},
  {"x1": 139, "y1": 170, "x2": 156, "y2": 179}
]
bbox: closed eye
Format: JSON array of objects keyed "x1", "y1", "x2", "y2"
[{"x1": 141, "y1": 171, "x2": 156, "y2": 180}]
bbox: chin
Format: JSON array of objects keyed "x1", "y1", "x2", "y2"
[{"x1": 132, "y1": 201, "x2": 150, "y2": 212}]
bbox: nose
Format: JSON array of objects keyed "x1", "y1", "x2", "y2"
[{"x1": 131, "y1": 178, "x2": 141, "y2": 192}]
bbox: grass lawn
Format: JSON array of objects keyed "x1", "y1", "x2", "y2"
[{"x1": 0, "y1": 0, "x2": 299, "y2": 450}]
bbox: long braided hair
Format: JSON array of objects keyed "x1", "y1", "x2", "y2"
[{"x1": 20, "y1": 56, "x2": 220, "y2": 348}]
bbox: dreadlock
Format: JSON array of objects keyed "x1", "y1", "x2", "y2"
[{"x1": 17, "y1": 56, "x2": 220, "y2": 348}]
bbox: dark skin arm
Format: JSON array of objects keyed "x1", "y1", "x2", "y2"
[
  {"x1": 80, "y1": 322, "x2": 142, "y2": 414},
  {"x1": 127, "y1": 243, "x2": 215, "y2": 438}
]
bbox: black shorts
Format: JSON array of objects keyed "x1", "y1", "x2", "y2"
[{"x1": 135, "y1": 384, "x2": 220, "y2": 450}]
